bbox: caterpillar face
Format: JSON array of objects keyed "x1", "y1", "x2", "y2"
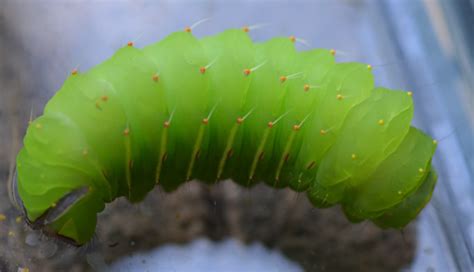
[{"x1": 15, "y1": 27, "x2": 437, "y2": 246}]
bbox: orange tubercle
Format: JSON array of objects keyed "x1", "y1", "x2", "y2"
[
  {"x1": 199, "y1": 66, "x2": 206, "y2": 74},
  {"x1": 243, "y1": 68, "x2": 251, "y2": 76}
]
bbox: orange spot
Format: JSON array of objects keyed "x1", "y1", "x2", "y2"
[
  {"x1": 163, "y1": 121, "x2": 170, "y2": 128},
  {"x1": 123, "y1": 128, "x2": 130, "y2": 136},
  {"x1": 152, "y1": 74, "x2": 159, "y2": 82},
  {"x1": 199, "y1": 66, "x2": 206, "y2": 74},
  {"x1": 243, "y1": 68, "x2": 251, "y2": 76},
  {"x1": 236, "y1": 117, "x2": 244, "y2": 124},
  {"x1": 202, "y1": 118, "x2": 209, "y2": 124},
  {"x1": 293, "y1": 124, "x2": 301, "y2": 131},
  {"x1": 330, "y1": 49, "x2": 336, "y2": 56},
  {"x1": 303, "y1": 84, "x2": 310, "y2": 91},
  {"x1": 280, "y1": 75, "x2": 287, "y2": 83},
  {"x1": 101, "y1": 95, "x2": 108, "y2": 102},
  {"x1": 127, "y1": 41, "x2": 134, "y2": 47},
  {"x1": 184, "y1": 26, "x2": 192, "y2": 33},
  {"x1": 320, "y1": 129, "x2": 327, "y2": 135},
  {"x1": 242, "y1": 26, "x2": 250, "y2": 32},
  {"x1": 71, "y1": 69, "x2": 78, "y2": 75},
  {"x1": 289, "y1": 35, "x2": 296, "y2": 43},
  {"x1": 267, "y1": 121, "x2": 274, "y2": 128}
]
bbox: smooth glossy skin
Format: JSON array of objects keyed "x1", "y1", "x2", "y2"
[{"x1": 16, "y1": 29, "x2": 437, "y2": 245}]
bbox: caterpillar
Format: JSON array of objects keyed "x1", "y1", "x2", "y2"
[{"x1": 13, "y1": 26, "x2": 437, "y2": 246}]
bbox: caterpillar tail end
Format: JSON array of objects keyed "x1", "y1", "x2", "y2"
[
  {"x1": 373, "y1": 170, "x2": 438, "y2": 229},
  {"x1": 340, "y1": 169, "x2": 437, "y2": 229}
]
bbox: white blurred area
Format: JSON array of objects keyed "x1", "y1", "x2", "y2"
[{"x1": 101, "y1": 238, "x2": 303, "y2": 272}]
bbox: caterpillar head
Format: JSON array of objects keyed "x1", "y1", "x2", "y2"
[
  {"x1": 10, "y1": 148, "x2": 104, "y2": 247},
  {"x1": 12, "y1": 163, "x2": 103, "y2": 246}
]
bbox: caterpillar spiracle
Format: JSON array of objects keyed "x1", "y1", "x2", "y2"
[{"x1": 12, "y1": 26, "x2": 437, "y2": 246}]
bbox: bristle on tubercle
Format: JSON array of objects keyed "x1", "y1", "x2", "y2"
[
  {"x1": 242, "y1": 23, "x2": 270, "y2": 32},
  {"x1": 126, "y1": 32, "x2": 144, "y2": 47},
  {"x1": 184, "y1": 18, "x2": 212, "y2": 33},
  {"x1": 290, "y1": 36, "x2": 310, "y2": 47},
  {"x1": 7, "y1": 120, "x2": 23, "y2": 211}
]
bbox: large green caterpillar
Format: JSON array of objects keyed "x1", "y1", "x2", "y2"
[{"x1": 14, "y1": 26, "x2": 437, "y2": 246}]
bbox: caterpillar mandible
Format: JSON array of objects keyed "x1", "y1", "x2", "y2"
[{"x1": 13, "y1": 26, "x2": 437, "y2": 246}]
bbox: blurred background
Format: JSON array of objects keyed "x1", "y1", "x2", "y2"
[{"x1": 0, "y1": 0, "x2": 472, "y2": 271}]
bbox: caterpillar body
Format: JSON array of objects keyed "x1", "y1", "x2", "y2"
[{"x1": 15, "y1": 28, "x2": 437, "y2": 246}]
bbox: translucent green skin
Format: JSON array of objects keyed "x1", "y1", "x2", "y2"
[{"x1": 16, "y1": 29, "x2": 437, "y2": 245}]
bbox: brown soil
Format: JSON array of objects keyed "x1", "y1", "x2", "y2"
[{"x1": 0, "y1": 174, "x2": 415, "y2": 272}]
